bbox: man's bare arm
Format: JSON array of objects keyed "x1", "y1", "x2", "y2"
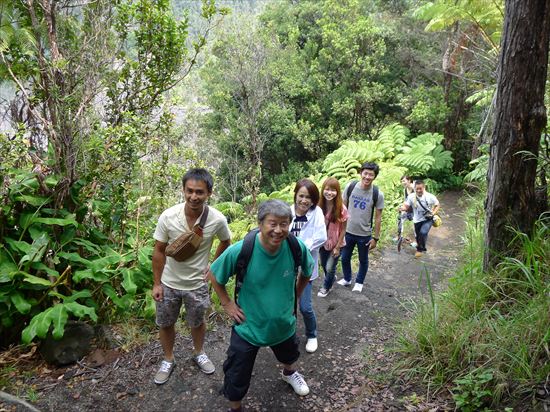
[{"x1": 152, "y1": 241, "x2": 167, "y2": 301}]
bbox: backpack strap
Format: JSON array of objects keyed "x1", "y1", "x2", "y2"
[
  {"x1": 234, "y1": 228, "x2": 259, "y2": 302},
  {"x1": 371, "y1": 185, "x2": 379, "y2": 229},
  {"x1": 285, "y1": 233, "x2": 302, "y2": 316},
  {"x1": 234, "y1": 229, "x2": 302, "y2": 316},
  {"x1": 344, "y1": 180, "x2": 358, "y2": 207}
]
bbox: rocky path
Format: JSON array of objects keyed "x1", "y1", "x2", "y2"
[{"x1": 6, "y1": 191, "x2": 466, "y2": 412}]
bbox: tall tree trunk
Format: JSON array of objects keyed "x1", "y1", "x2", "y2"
[{"x1": 484, "y1": 0, "x2": 550, "y2": 270}]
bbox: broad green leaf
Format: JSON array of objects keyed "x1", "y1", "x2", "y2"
[
  {"x1": 73, "y1": 269, "x2": 109, "y2": 283},
  {"x1": 10, "y1": 291, "x2": 32, "y2": 314},
  {"x1": 22, "y1": 307, "x2": 54, "y2": 343},
  {"x1": 33, "y1": 217, "x2": 78, "y2": 227},
  {"x1": 57, "y1": 251, "x2": 91, "y2": 266},
  {"x1": 102, "y1": 283, "x2": 127, "y2": 309},
  {"x1": 4, "y1": 238, "x2": 31, "y2": 254},
  {"x1": 72, "y1": 238, "x2": 102, "y2": 254},
  {"x1": 60, "y1": 227, "x2": 76, "y2": 245},
  {"x1": 64, "y1": 301, "x2": 97, "y2": 321},
  {"x1": 49, "y1": 304, "x2": 68, "y2": 339},
  {"x1": 48, "y1": 289, "x2": 92, "y2": 303},
  {"x1": 19, "y1": 213, "x2": 36, "y2": 230},
  {"x1": 121, "y1": 268, "x2": 137, "y2": 295},
  {"x1": 0, "y1": 260, "x2": 17, "y2": 283},
  {"x1": 19, "y1": 233, "x2": 49, "y2": 266},
  {"x1": 29, "y1": 262, "x2": 59, "y2": 277},
  {"x1": 13, "y1": 194, "x2": 50, "y2": 207},
  {"x1": 138, "y1": 247, "x2": 152, "y2": 267},
  {"x1": 22, "y1": 273, "x2": 53, "y2": 286}
]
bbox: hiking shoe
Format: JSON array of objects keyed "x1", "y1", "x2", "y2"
[
  {"x1": 317, "y1": 288, "x2": 329, "y2": 297},
  {"x1": 337, "y1": 279, "x2": 351, "y2": 286},
  {"x1": 410, "y1": 242, "x2": 418, "y2": 249},
  {"x1": 281, "y1": 371, "x2": 310, "y2": 396},
  {"x1": 305, "y1": 337, "x2": 318, "y2": 353},
  {"x1": 352, "y1": 283, "x2": 364, "y2": 293},
  {"x1": 193, "y1": 352, "x2": 215, "y2": 374},
  {"x1": 415, "y1": 251, "x2": 423, "y2": 258},
  {"x1": 154, "y1": 359, "x2": 175, "y2": 385}
]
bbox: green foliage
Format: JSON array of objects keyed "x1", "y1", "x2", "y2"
[
  {"x1": 322, "y1": 123, "x2": 411, "y2": 180},
  {"x1": 452, "y1": 369, "x2": 494, "y2": 412},
  {"x1": 395, "y1": 132, "x2": 453, "y2": 175},
  {"x1": 0, "y1": 169, "x2": 155, "y2": 344},
  {"x1": 398, "y1": 193, "x2": 550, "y2": 408},
  {"x1": 414, "y1": 0, "x2": 503, "y2": 51}
]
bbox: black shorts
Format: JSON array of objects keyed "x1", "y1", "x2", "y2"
[{"x1": 223, "y1": 328, "x2": 300, "y2": 402}]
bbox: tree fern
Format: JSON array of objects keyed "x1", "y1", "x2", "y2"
[
  {"x1": 395, "y1": 132, "x2": 453, "y2": 175},
  {"x1": 322, "y1": 140, "x2": 385, "y2": 179},
  {"x1": 376, "y1": 123, "x2": 410, "y2": 158},
  {"x1": 464, "y1": 153, "x2": 489, "y2": 183}
]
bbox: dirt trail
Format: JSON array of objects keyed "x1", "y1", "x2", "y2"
[{"x1": 11, "y1": 191, "x2": 465, "y2": 412}]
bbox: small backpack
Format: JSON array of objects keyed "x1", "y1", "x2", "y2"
[
  {"x1": 345, "y1": 180, "x2": 379, "y2": 228},
  {"x1": 234, "y1": 228, "x2": 302, "y2": 315}
]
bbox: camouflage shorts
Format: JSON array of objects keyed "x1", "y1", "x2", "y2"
[{"x1": 155, "y1": 283, "x2": 210, "y2": 328}]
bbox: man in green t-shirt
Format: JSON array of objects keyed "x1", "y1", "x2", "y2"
[{"x1": 209, "y1": 199, "x2": 314, "y2": 412}]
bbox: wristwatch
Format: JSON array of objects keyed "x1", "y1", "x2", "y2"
[{"x1": 373, "y1": 237, "x2": 379, "y2": 241}]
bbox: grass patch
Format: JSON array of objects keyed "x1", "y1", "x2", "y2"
[{"x1": 398, "y1": 194, "x2": 550, "y2": 410}]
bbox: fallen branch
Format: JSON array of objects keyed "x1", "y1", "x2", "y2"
[{"x1": 0, "y1": 391, "x2": 41, "y2": 412}]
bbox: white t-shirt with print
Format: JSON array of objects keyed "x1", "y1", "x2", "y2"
[
  {"x1": 154, "y1": 203, "x2": 231, "y2": 291},
  {"x1": 405, "y1": 192, "x2": 439, "y2": 223}
]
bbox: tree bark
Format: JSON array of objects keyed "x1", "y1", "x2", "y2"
[{"x1": 484, "y1": 0, "x2": 550, "y2": 270}]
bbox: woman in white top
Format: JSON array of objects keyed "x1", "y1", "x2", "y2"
[
  {"x1": 401, "y1": 180, "x2": 440, "y2": 258},
  {"x1": 290, "y1": 178, "x2": 327, "y2": 353}
]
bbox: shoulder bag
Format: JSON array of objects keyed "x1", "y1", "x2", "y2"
[{"x1": 165, "y1": 206, "x2": 209, "y2": 262}]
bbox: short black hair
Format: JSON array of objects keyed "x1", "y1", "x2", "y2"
[
  {"x1": 360, "y1": 162, "x2": 380, "y2": 177},
  {"x1": 182, "y1": 168, "x2": 214, "y2": 193},
  {"x1": 415, "y1": 179, "x2": 425, "y2": 186}
]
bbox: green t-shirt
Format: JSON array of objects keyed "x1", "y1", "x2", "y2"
[{"x1": 211, "y1": 234, "x2": 314, "y2": 347}]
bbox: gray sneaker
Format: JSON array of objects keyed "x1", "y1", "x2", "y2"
[
  {"x1": 193, "y1": 352, "x2": 215, "y2": 374},
  {"x1": 154, "y1": 359, "x2": 175, "y2": 385}
]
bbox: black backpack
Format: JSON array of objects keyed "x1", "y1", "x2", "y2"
[
  {"x1": 345, "y1": 180, "x2": 379, "y2": 229},
  {"x1": 234, "y1": 228, "x2": 302, "y2": 315}
]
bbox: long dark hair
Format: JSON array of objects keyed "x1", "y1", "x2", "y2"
[
  {"x1": 293, "y1": 178, "x2": 320, "y2": 209},
  {"x1": 318, "y1": 177, "x2": 343, "y2": 223}
]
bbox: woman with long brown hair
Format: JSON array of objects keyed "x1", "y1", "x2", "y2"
[{"x1": 317, "y1": 177, "x2": 348, "y2": 297}]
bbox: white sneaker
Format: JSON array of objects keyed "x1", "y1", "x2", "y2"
[
  {"x1": 154, "y1": 359, "x2": 175, "y2": 385},
  {"x1": 337, "y1": 279, "x2": 351, "y2": 286},
  {"x1": 281, "y1": 371, "x2": 310, "y2": 396},
  {"x1": 305, "y1": 337, "x2": 318, "y2": 353},
  {"x1": 317, "y1": 288, "x2": 329, "y2": 297},
  {"x1": 352, "y1": 283, "x2": 364, "y2": 292},
  {"x1": 193, "y1": 352, "x2": 215, "y2": 374},
  {"x1": 410, "y1": 242, "x2": 418, "y2": 248}
]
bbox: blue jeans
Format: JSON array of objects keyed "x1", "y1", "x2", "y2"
[
  {"x1": 319, "y1": 247, "x2": 340, "y2": 291},
  {"x1": 414, "y1": 219, "x2": 433, "y2": 252},
  {"x1": 340, "y1": 233, "x2": 371, "y2": 285},
  {"x1": 299, "y1": 281, "x2": 317, "y2": 338}
]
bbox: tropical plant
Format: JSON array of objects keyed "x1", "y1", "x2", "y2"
[
  {"x1": 395, "y1": 132, "x2": 453, "y2": 175},
  {"x1": 0, "y1": 168, "x2": 155, "y2": 345}
]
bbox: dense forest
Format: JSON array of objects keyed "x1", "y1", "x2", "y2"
[{"x1": 0, "y1": 0, "x2": 548, "y2": 410}]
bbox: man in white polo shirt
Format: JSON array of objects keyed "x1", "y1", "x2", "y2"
[{"x1": 152, "y1": 168, "x2": 231, "y2": 384}]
